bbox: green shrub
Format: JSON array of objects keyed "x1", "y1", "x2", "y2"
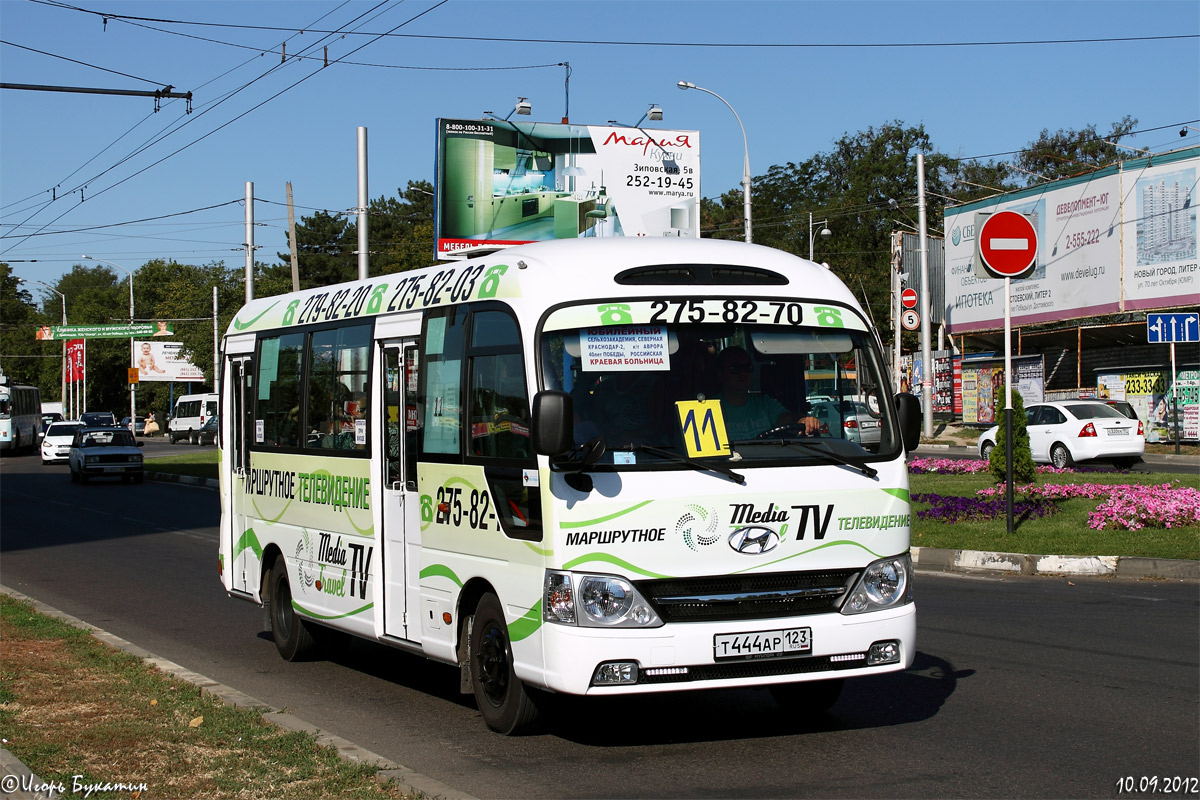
[{"x1": 988, "y1": 388, "x2": 1037, "y2": 484}]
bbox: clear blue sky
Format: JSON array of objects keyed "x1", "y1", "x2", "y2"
[{"x1": 2, "y1": 0, "x2": 1197, "y2": 292}]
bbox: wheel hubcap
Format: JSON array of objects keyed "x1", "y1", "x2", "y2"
[{"x1": 476, "y1": 624, "x2": 509, "y2": 705}]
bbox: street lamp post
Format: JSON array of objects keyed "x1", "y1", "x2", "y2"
[
  {"x1": 82, "y1": 255, "x2": 136, "y2": 431},
  {"x1": 808, "y1": 212, "x2": 831, "y2": 262},
  {"x1": 19, "y1": 278, "x2": 69, "y2": 417},
  {"x1": 677, "y1": 80, "x2": 752, "y2": 243}
]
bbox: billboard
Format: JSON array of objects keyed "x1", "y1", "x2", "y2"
[
  {"x1": 435, "y1": 118, "x2": 700, "y2": 257},
  {"x1": 131, "y1": 340, "x2": 204, "y2": 382},
  {"x1": 960, "y1": 355, "x2": 1045, "y2": 425},
  {"x1": 35, "y1": 321, "x2": 174, "y2": 340},
  {"x1": 943, "y1": 147, "x2": 1198, "y2": 333}
]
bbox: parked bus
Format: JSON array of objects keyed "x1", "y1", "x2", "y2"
[
  {"x1": 217, "y1": 238, "x2": 921, "y2": 734},
  {"x1": 0, "y1": 380, "x2": 42, "y2": 453}
]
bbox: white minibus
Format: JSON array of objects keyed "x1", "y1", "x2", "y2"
[
  {"x1": 217, "y1": 239, "x2": 921, "y2": 734},
  {"x1": 168, "y1": 392, "x2": 218, "y2": 444}
]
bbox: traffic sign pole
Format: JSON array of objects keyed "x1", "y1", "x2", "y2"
[{"x1": 1004, "y1": 276, "x2": 1014, "y2": 535}]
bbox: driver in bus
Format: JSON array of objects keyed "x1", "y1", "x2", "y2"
[{"x1": 716, "y1": 346, "x2": 818, "y2": 440}]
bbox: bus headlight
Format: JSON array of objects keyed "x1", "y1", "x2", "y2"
[
  {"x1": 841, "y1": 554, "x2": 912, "y2": 615},
  {"x1": 543, "y1": 571, "x2": 662, "y2": 628}
]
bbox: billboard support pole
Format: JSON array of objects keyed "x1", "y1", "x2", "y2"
[{"x1": 1171, "y1": 341, "x2": 1179, "y2": 455}]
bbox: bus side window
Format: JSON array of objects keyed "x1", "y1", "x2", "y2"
[
  {"x1": 255, "y1": 332, "x2": 305, "y2": 448},
  {"x1": 420, "y1": 307, "x2": 466, "y2": 457}
]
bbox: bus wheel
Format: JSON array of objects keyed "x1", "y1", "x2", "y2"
[
  {"x1": 770, "y1": 678, "x2": 844, "y2": 714},
  {"x1": 268, "y1": 560, "x2": 316, "y2": 661},
  {"x1": 470, "y1": 592, "x2": 540, "y2": 735}
]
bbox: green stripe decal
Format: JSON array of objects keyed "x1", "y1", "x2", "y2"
[
  {"x1": 881, "y1": 487, "x2": 910, "y2": 503},
  {"x1": 420, "y1": 563, "x2": 464, "y2": 588},
  {"x1": 562, "y1": 552, "x2": 672, "y2": 579},
  {"x1": 732, "y1": 539, "x2": 884, "y2": 574},
  {"x1": 231, "y1": 301, "x2": 279, "y2": 330},
  {"x1": 293, "y1": 599, "x2": 373, "y2": 620},
  {"x1": 233, "y1": 528, "x2": 263, "y2": 561},
  {"x1": 508, "y1": 600, "x2": 543, "y2": 642},
  {"x1": 524, "y1": 541, "x2": 553, "y2": 557},
  {"x1": 560, "y1": 500, "x2": 654, "y2": 529}
]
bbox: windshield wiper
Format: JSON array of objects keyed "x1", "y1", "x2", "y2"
[
  {"x1": 728, "y1": 437, "x2": 878, "y2": 479},
  {"x1": 613, "y1": 442, "x2": 745, "y2": 485}
]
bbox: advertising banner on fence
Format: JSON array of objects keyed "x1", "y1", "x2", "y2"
[
  {"x1": 960, "y1": 355, "x2": 1045, "y2": 425},
  {"x1": 435, "y1": 118, "x2": 700, "y2": 257},
  {"x1": 131, "y1": 340, "x2": 204, "y2": 382}
]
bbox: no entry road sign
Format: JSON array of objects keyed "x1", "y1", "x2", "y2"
[
  {"x1": 901, "y1": 288, "x2": 918, "y2": 309},
  {"x1": 974, "y1": 211, "x2": 1038, "y2": 279}
]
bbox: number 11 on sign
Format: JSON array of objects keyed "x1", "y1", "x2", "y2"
[{"x1": 676, "y1": 400, "x2": 730, "y2": 458}]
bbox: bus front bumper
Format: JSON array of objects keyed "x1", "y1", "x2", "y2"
[{"x1": 531, "y1": 602, "x2": 916, "y2": 696}]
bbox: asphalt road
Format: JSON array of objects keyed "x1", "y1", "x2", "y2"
[{"x1": 2, "y1": 451, "x2": 1197, "y2": 799}]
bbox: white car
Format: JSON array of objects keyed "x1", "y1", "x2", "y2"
[
  {"x1": 977, "y1": 400, "x2": 1144, "y2": 469},
  {"x1": 68, "y1": 427, "x2": 144, "y2": 483},
  {"x1": 40, "y1": 421, "x2": 84, "y2": 465}
]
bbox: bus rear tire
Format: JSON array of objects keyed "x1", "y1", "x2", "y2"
[
  {"x1": 269, "y1": 560, "x2": 317, "y2": 661},
  {"x1": 769, "y1": 678, "x2": 844, "y2": 714},
  {"x1": 470, "y1": 592, "x2": 540, "y2": 735}
]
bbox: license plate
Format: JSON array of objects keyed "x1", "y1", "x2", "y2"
[
  {"x1": 1108, "y1": 428, "x2": 1129, "y2": 436},
  {"x1": 714, "y1": 627, "x2": 811, "y2": 660},
  {"x1": 862, "y1": 420, "x2": 879, "y2": 428},
  {"x1": 103, "y1": 466, "x2": 123, "y2": 472}
]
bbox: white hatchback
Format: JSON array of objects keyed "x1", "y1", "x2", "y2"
[
  {"x1": 40, "y1": 421, "x2": 84, "y2": 465},
  {"x1": 977, "y1": 400, "x2": 1144, "y2": 469}
]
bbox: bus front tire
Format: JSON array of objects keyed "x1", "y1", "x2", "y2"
[
  {"x1": 269, "y1": 560, "x2": 317, "y2": 661},
  {"x1": 470, "y1": 592, "x2": 540, "y2": 735},
  {"x1": 769, "y1": 678, "x2": 844, "y2": 714}
]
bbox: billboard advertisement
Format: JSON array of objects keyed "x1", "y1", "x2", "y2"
[
  {"x1": 435, "y1": 118, "x2": 700, "y2": 257},
  {"x1": 131, "y1": 340, "x2": 204, "y2": 382},
  {"x1": 943, "y1": 148, "x2": 1198, "y2": 333},
  {"x1": 944, "y1": 170, "x2": 1123, "y2": 333},
  {"x1": 1123, "y1": 159, "x2": 1198, "y2": 310}
]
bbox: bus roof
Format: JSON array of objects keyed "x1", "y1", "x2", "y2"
[{"x1": 226, "y1": 239, "x2": 865, "y2": 337}]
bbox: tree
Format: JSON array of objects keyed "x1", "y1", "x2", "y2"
[
  {"x1": 988, "y1": 388, "x2": 1037, "y2": 485},
  {"x1": 1015, "y1": 116, "x2": 1138, "y2": 183},
  {"x1": 0, "y1": 263, "x2": 47, "y2": 389}
]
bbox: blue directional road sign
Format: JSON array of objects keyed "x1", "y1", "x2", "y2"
[{"x1": 1147, "y1": 312, "x2": 1200, "y2": 343}]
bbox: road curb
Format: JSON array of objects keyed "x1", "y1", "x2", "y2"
[
  {"x1": 912, "y1": 547, "x2": 1199, "y2": 580},
  {"x1": 0, "y1": 585, "x2": 478, "y2": 800},
  {"x1": 145, "y1": 471, "x2": 218, "y2": 488}
]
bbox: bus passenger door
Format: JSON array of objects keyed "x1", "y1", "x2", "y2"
[
  {"x1": 381, "y1": 341, "x2": 418, "y2": 640},
  {"x1": 227, "y1": 355, "x2": 254, "y2": 594}
]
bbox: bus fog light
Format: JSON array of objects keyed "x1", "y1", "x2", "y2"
[
  {"x1": 592, "y1": 661, "x2": 638, "y2": 686},
  {"x1": 867, "y1": 640, "x2": 900, "y2": 665}
]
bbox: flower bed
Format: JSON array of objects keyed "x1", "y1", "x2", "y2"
[
  {"x1": 912, "y1": 492, "x2": 1059, "y2": 523},
  {"x1": 977, "y1": 482, "x2": 1200, "y2": 531}
]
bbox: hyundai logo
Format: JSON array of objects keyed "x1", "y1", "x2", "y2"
[{"x1": 728, "y1": 526, "x2": 780, "y2": 555}]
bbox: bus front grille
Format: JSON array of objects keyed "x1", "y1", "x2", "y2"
[{"x1": 636, "y1": 570, "x2": 858, "y2": 623}]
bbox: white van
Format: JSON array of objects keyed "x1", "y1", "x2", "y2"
[{"x1": 168, "y1": 392, "x2": 218, "y2": 444}]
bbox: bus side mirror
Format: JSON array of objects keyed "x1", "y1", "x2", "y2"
[
  {"x1": 894, "y1": 393, "x2": 921, "y2": 452},
  {"x1": 533, "y1": 390, "x2": 573, "y2": 456}
]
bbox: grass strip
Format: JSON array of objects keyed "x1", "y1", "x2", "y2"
[
  {"x1": 910, "y1": 470, "x2": 1200, "y2": 560},
  {"x1": 0, "y1": 594, "x2": 417, "y2": 799},
  {"x1": 144, "y1": 450, "x2": 218, "y2": 480}
]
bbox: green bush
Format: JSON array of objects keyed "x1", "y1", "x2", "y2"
[{"x1": 988, "y1": 388, "x2": 1037, "y2": 484}]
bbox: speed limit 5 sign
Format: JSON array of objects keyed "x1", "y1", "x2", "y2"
[{"x1": 901, "y1": 308, "x2": 920, "y2": 330}]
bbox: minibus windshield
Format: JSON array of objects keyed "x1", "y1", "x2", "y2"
[{"x1": 540, "y1": 310, "x2": 900, "y2": 468}]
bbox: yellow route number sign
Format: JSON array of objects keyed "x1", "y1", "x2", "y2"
[{"x1": 675, "y1": 399, "x2": 730, "y2": 458}]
